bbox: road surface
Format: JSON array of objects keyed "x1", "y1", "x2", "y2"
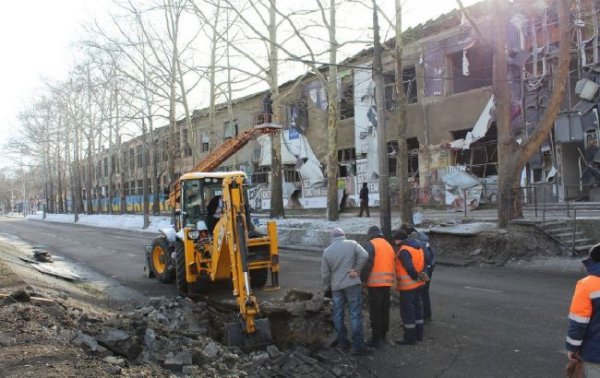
[{"x1": 0, "y1": 217, "x2": 580, "y2": 377}]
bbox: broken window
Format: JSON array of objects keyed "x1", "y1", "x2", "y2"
[
  {"x1": 339, "y1": 82, "x2": 354, "y2": 120},
  {"x1": 224, "y1": 120, "x2": 238, "y2": 140},
  {"x1": 129, "y1": 148, "x2": 135, "y2": 172},
  {"x1": 383, "y1": 68, "x2": 418, "y2": 109},
  {"x1": 407, "y1": 137, "x2": 419, "y2": 177},
  {"x1": 182, "y1": 129, "x2": 192, "y2": 157},
  {"x1": 285, "y1": 101, "x2": 308, "y2": 131},
  {"x1": 387, "y1": 138, "x2": 419, "y2": 177},
  {"x1": 283, "y1": 166, "x2": 301, "y2": 183},
  {"x1": 201, "y1": 131, "x2": 210, "y2": 152},
  {"x1": 338, "y1": 148, "x2": 356, "y2": 177},
  {"x1": 252, "y1": 165, "x2": 270, "y2": 184},
  {"x1": 451, "y1": 124, "x2": 498, "y2": 177},
  {"x1": 136, "y1": 146, "x2": 143, "y2": 168},
  {"x1": 448, "y1": 45, "x2": 493, "y2": 94}
]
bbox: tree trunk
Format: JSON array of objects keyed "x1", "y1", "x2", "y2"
[
  {"x1": 142, "y1": 122, "x2": 150, "y2": 229},
  {"x1": 269, "y1": 0, "x2": 284, "y2": 218},
  {"x1": 73, "y1": 125, "x2": 84, "y2": 216},
  {"x1": 56, "y1": 129, "x2": 64, "y2": 213},
  {"x1": 152, "y1": 143, "x2": 160, "y2": 215},
  {"x1": 326, "y1": 0, "x2": 339, "y2": 221},
  {"x1": 167, "y1": 65, "x2": 177, "y2": 188},
  {"x1": 395, "y1": 0, "x2": 412, "y2": 226},
  {"x1": 86, "y1": 136, "x2": 94, "y2": 214}
]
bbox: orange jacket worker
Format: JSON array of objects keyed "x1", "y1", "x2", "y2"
[
  {"x1": 361, "y1": 225, "x2": 395, "y2": 348},
  {"x1": 566, "y1": 243, "x2": 600, "y2": 375}
]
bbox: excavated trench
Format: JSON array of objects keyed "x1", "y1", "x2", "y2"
[{"x1": 203, "y1": 288, "x2": 332, "y2": 350}]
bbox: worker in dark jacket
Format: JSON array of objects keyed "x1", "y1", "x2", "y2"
[
  {"x1": 566, "y1": 243, "x2": 600, "y2": 375},
  {"x1": 358, "y1": 183, "x2": 369, "y2": 217},
  {"x1": 392, "y1": 229, "x2": 429, "y2": 345},
  {"x1": 361, "y1": 225, "x2": 396, "y2": 348},
  {"x1": 402, "y1": 224, "x2": 436, "y2": 321}
]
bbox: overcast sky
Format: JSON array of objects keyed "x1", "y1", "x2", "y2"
[{"x1": 0, "y1": 0, "x2": 479, "y2": 171}]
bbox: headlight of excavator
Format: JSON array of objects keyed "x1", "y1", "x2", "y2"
[{"x1": 187, "y1": 230, "x2": 200, "y2": 241}]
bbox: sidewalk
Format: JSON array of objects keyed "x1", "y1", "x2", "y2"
[{"x1": 21, "y1": 207, "x2": 596, "y2": 278}]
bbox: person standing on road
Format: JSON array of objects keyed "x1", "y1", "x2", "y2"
[
  {"x1": 321, "y1": 227, "x2": 372, "y2": 355},
  {"x1": 566, "y1": 243, "x2": 600, "y2": 376},
  {"x1": 402, "y1": 224, "x2": 436, "y2": 321},
  {"x1": 392, "y1": 229, "x2": 429, "y2": 345},
  {"x1": 361, "y1": 225, "x2": 396, "y2": 348},
  {"x1": 359, "y1": 183, "x2": 370, "y2": 217}
]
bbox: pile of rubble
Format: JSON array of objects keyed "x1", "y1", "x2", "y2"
[{"x1": 0, "y1": 287, "x2": 370, "y2": 377}]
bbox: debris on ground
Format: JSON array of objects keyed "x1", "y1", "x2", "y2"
[
  {"x1": 0, "y1": 281, "x2": 370, "y2": 377},
  {"x1": 33, "y1": 249, "x2": 53, "y2": 263}
]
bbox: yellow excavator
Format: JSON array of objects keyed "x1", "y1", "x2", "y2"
[{"x1": 145, "y1": 124, "x2": 281, "y2": 349}]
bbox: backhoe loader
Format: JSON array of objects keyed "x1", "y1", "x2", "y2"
[{"x1": 145, "y1": 124, "x2": 280, "y2": 349}]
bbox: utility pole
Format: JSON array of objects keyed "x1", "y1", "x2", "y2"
[{"x1": 373, "y1": 1, "x2": 391, "y2": 238}]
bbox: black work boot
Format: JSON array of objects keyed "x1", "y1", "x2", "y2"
[
  {"x1": 416, "y1": 325, "x2": 424, "y2": 342},
  {"x1": 395, "y1": 329, "x2": 416, "y2": 345}
]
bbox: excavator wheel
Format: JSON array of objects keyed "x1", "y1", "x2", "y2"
[
  {"x1": 149, "y1": 237, "x2": 176, "y2": 284},
  {"x1": 224, "y1": 318, "x2": 272, "y2": 351},
  {"x1": 249, "y1": 268, "x2": 268, "y2": 288},
  {"x1": 174, "y1": 241, "x2": 188, "y2": 296}
]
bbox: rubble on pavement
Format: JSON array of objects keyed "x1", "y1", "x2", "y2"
[{"x1": 0, "y1": 286, "x2": 371, "y2": 377}]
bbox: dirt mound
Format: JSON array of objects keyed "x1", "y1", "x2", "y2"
[{"x1": 430, "y1": 225, "x2": 563, "y2": 264}]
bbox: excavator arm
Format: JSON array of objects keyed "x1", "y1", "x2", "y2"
[
  {"x1": 220, "y1": 175, "x2": 272, "y2": 348},
  {"x1": 168, "y1": 125, "x2": 281, "y2": 209}
]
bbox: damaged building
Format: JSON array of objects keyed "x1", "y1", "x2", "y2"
[{"x1": 89, "y1": 0, "x2": 600, "y2": 212}]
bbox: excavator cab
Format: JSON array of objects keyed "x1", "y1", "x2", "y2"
[{"x1": 180, "y1": 177, "x2": 223, "y2": 234}]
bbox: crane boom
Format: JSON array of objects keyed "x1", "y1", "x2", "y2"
[{"x1": 168, "y1": 124, "x2": 281, "y2": 208}]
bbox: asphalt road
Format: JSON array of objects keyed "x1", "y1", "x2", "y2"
[{"x1": 0, "y1": 217, "x2": 581, "y2": 377}]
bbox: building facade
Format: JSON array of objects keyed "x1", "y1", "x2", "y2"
[{"x1": 89, "y1": 0, "x2": 600, "y2": 213}]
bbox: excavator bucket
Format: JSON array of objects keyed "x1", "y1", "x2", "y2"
[{"x1": 224, "y1": 318, "x2": 272, "y2": 351}]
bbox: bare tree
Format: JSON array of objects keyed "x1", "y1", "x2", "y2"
[{"x1": 492, "y1": 0, "x2": 570, "y2": 227}]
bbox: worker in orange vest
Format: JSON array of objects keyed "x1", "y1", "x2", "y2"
[
  {"x1": 566, "y1": 243, "x2": 600, "y2": 375},
  {"x1": 392, "y1": 228, "x2": 430, "y2": 345},
  {"x1": 361, "y1": 225, "x2": 396, "y2": 348}
]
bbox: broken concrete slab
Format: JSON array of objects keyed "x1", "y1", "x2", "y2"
[
  {"x1": 72, "y1": 332, "x2": 99, "y2": 351},
  {"x1": 429, "y1": 222, "x2": 497, "y2": 236}
]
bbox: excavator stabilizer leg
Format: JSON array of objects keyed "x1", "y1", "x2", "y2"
[{"x1": 224, "y1": 318, "x2": 272, "y2": 351}]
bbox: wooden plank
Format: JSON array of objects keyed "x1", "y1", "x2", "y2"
[{"x1": 0, "y1": 293, "x2": 56, "y2": 303}]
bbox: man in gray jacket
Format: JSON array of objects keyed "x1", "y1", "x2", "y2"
[{"x1": 321, "y1": 227, "x2": 371, "y2": 355}]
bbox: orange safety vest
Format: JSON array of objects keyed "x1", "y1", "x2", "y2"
[
  {"x1": 366, "y1": 238, "x2": 396, "y2": 287},
  {"x1": 395, "y1": 244, "x2": 426, "y2": 291}
]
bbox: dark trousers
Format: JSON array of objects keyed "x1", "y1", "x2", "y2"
[
  {"x1": 399, "y1": 287, "x2": 424, "y2": 342},
  {"x1": 367, "y1": 286, "x2": 391, "y2": 341},
  {"x1": 421, "y1": 267, "x2": 434, "y2": 320},
  {"x1": 359, "y1": 201, "x2": 370, "y2": 217}
]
